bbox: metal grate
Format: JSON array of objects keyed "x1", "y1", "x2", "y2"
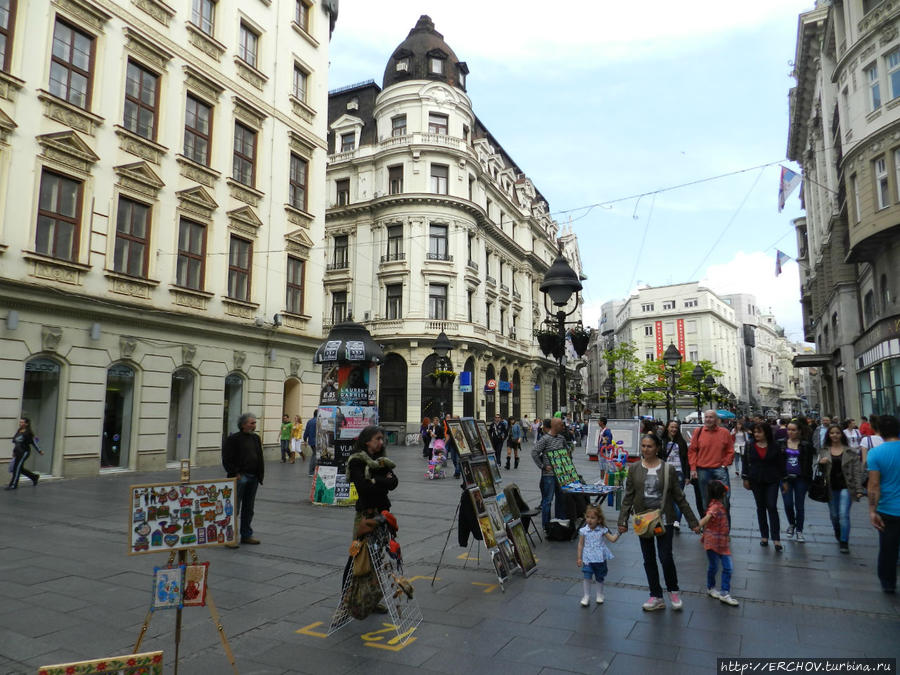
[{"x1": 328, "y1": 524, "x2": 422, "y2": 645}]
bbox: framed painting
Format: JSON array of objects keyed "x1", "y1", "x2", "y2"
[
  {"x1": 39, "y1": 651, "x2": 163, "y2": 675},
  {"x1": 475, "y1": 420, "x2": 493, "y2": 455},
  {"x1": 461, "y1": 460, "x2": 475, "y2": 487},
  {"x1": 468, "y1": 486, "x2": 486, "y2": 515},
  {"x1": 495, "y1": 491, "x2": 514, "y2": 523},
  {"x1": 491, "y1": 549, "x2": 510, "y2": 582},
  {"x1": 182, "y1": 562, "x2": 209, "y2": 607},
  {"x1": 487, "y1": 455, "x2": 503, "y2": 482},
  {"x1": 507, "y1": 520, "x2": 536, "y2": 575},
  {"x1": 461, "y1": 418, "x2": 483, "y2": 455},
  {"x1": 446, "y1": 419, "x2": 471, "y2": 457},
  {"x1": 485, "y1": 500, "x2": 505, "y2": 536},
  {"x1": 499, "y1": 539, "x2": 519, "y2": 572},
  {"x1": 151, "y1": 564, "x2": 185, "y2": 611},
  {"x1": 477, "y1": 515, "x2": 497, "y2": 548},
  {"x1": 470, "y1": 459, "x2": 496, "y2": 497}
]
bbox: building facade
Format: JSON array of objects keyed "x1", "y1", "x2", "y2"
[
  {"x1": 324, "y1": 16, "x2": 582, "y2": 433},
  {"x1": 0, "y1": 0, "x2": 335, "y2": 477},
  {"x1": 788, "y1": 0, "x2": 900, "y2": 420}
]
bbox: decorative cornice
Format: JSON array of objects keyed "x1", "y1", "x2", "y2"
[
  {"x1": 114, "y1": 161, "x2": 164, "y2": 199},
  {"x1": 288, "y1": 129, "x2": 316, "y2": 156},
  {"x1": 52, "y1": 0, "x2": 111, "y2": 31},
  {"x1": 132, "y1": 0, "x2": 175, "y2": 26},
  {"x1": 183, "y1": 65, "x2": 224, "y2": 102},
  {"x1": 222, "y1": 298, "x2": 259, "y2": 319},
  {"x1": 285, "y1": 227, "x2": 314, "y2": 258},
  {"x1": 123, "y1": 27, "x2": 173, "y2": 71},
  {"x1": 234, "y1": 57, "x2": 268, "y2": 91},
  {"x1": 115, "y1": 125, "x2": 167, "y2": 164},
  {"x1": 290, "y1": 96, "x2": 315, "y2": 123},
  {"x1": 169, "y1": 286, "x2": 212, "y2": 311},
  {"x1": 227, "y1": 206, "x2": 262, "y2": 238},
  {"x1": 226, "y1": 177, "x2": 263, "y2": 207},
  {"x1": 36, "y1": 129, "x2": 100, "y2": 176},
  {"x1": 0, "y1": 70, "x2": 24, "y2": 102},
  {"x1": 38, "y1": 90, "x2": 104, "y2": 136},
  {"x1": 232, "y1": 96, "x2": 267, "y2": 129},
  {"x1": 105, "y1": 271, "x2": 160, "y2": 299},
  {"x1": 0, "y1": 107, "x2": 16, "y2": 145},
  {"x1": 185, "y1": 22, "x2": 226, "y2": 61},
  {"x1": 176, "y1": 154, "x2": 220, "y2": 188},
  {"x1": 24, "y1": 251, "x2": 90, "y2": 285},
  {"x1": 284, "y1": 204, "x2": 314, "y2": 228},
  {"x1": 176, "y1": 185, "x2": 218, "y2": 220}
]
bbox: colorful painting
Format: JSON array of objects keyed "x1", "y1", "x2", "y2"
[
  {"x1": 446, "y1": 419, "x2": 471, "y2": 457},
  {"x1": 152, "y1": 565, "x2": 184, "y2": 611},
  {"x1": 470, "y1": 459, "x2": 496, "y2": 497},
  {"x1": 477, "y1": 515, "x2": 497, "y2": 548},
  {"x1": 507, "y1": 520, "x2": 536, "y2": 575},
  {"x1": 461, "y1": 461, "x2": 475, "y2": 487},
  {"x1": 499, "y1": 539, "x2": 519, "y2": 572},
  {"x1": 461, "y1": 418, "x2": 483, "y2": 455},
  {"x1": 312, "y1": 465, "x2": 338, "y2": 504},
  {"x1": 492, "y1": 549, "x2": 510, "y2": 581},
  {"x1": 495, "y1": 492, "x2": 513, "y2": 523},
  {"x1": 182, "y1": 562, "x2": 209, "y2": 607},
  {"x1": 468, "y1": 487, "x2": 485, "y2": 514},
  {"x1": 487, "y1": 455, "x2": 503, "y2": 483},
  {"x1": 130, "y1": 479, "x2": 236, "y2": 555},
  {"x1": 485, "y1": 500, "x2": 505, "y2": 536},
  {"x1": 547, "y1": 447, "x2": 580, "y2": 486},
  {"x1": 475, "y1": 420, "x2": 493, "y2": 455},
  {"x1": 39, "y1": 651, "x2": 164, "y2": 675}
]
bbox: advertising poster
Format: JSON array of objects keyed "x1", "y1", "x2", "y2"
[
  {"x1": 312, "y1": 465, "x2": 338, "y2": 504},
  {"x1": 333, "y1": 406, "x2": 379, "y2": 440},
  {"x1": 129, "y1": 479, "x2": 236, "y2": 554}
]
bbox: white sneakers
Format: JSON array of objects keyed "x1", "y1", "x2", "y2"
[
  {"x1": 796, "y1": 531, "x2": 805, "y2": 542},
  {"x1": 708, "y1": 588, "x2": 739, "y2": 606},
  {"x1": 669, "y1": 592, "x2": 683, "y2": 610},
  {"x1": 642, "y1": 596, "x2": 666, "y2": 611},
  {"x1": 596, "y1": 594, "x2": 604, "y2": 604},
  {"x1": 580, "y1": 595, "x2": 589, "y2": 607},
  {"x1": 707, "y1": 588, "x2": 721, "y2": 599}
]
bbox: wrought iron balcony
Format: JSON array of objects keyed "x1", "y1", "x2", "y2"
[
  {"x1": 466, "y1": 259, "x2": 479, "y2": 271},
  {"x1": 326, "y1": 260, "x2": 350, "y2": 271},
  {"x1": 426, "y1": 252, "x2": 453, "y2": 262},
  {"x1": 380, "y1": 252, "x2": 406, "y2": 263}
]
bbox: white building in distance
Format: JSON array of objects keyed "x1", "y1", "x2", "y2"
[{"x1": 0, "y1": 0, "x2": 335, "y2": 478}]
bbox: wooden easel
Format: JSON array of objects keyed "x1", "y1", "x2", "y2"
[{"x1": 132, "y1": 461, "x2": 239, "y2": 674}]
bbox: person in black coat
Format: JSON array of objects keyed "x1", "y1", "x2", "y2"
[
  {"x1": 347, "y1": 426, "x2": 398, "y2": 533},
  {"x1": 742, "y1": 422, "x2": 787, "y2": 550},
  {"x1": 661, "y1": 420, "x2": 691, "y2": 532},
  {"x1": 780, "y1": 419, "x2": 816, "y2": 541},
  {"x1": 221, "y1": 412, "x2": 265, "y2": 546}
]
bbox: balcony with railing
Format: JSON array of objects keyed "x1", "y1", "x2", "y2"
[
  {"x1": 326, "y1": 260, "x2": 350, "y2": 271},
  {"x1": 426, "y1": 252, "x2": 453, "y2": 262},
  {"x1": 512, "y1": 290, "x2": 521, "y2": 301},
  {"x1": 466, "y1": 259, "x2": 479, "y2": 271},
  {"x1": 380, "y1": 252, "x2": 406, "y2": 263},
  {"x1": 485, "y1": 275, "x2": 496, "y2": 286},
  {"x1": 378, "y1": 132, "x2": 465, "y2": 152},
  {"x1": 500, "y1": 283, "x2": 510, "y2": 294}
]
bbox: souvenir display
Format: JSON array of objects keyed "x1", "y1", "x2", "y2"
[
  {"x1": 151, "y1": 565, "x2": 185, "y2": 610},
  {"x1": 446, "y1": 419, "x2": 471, "y2": 456},
  {"x1": 495, "y1": 491, "x2": 514, "y2": 523},
  {"x1": 546, "y1": 447, "x2": 580, "y2": 485},
  {"x1": 507, "y1": 520, "x2": 536, "y2": 575},
  {"x1": 130, "y1": 479, "x2": 236, "y2": 555},
  {"x1": 485, "y1": 500, "x2": 505, "y2": 536},
  {"x1": 461, "y1": 418, "x2": 483, "y2": 454},
  {"x1": 39, "y1": 651, "x2": 163, "y2": 675},
  {"x1": 182, "y1": 562, "x2": 209, "y2": 607},
  {"x1": 470, "y1": 459, "x2": 496, "y2": 497}
]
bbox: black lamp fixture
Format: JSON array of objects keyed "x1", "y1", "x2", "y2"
[
  {"x1": 692, "y1": 364, "x2": 705, "y2": 418},
  {"x1": 539, "y1": 249, "x2": 584, "y2": 416},
  {"x1": 432, "y1": 330, "x2": 453, "y2": 359},
  {"x1": 602, "y1": 376, "x2": 613, "y2": 416},
  {"x1": 633, "y1": 386, "x2": 642, "y2": 417},
  {"x1": 662, "y1": 343, "x2": 681, "y2": 422},
  {"x1": 430, "y1": 330, "x2": 455, "y2": 418},
  {"x1": 703, "y1": 373, "x2": 716, "y2": 408}
]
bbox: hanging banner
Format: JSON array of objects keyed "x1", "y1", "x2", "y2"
[
  {"x1": 655, "y1": 321, "x2": 664, "y2": 358},
  {"x1": 677, "y1": 319, "x2": 686, "y2": 361}
]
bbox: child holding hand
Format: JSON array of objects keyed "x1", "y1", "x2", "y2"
[
  {"x1": 699, "y1": 480, "x2": 739, "y2": 606},
  {"x1": 576, "y1": 504, "x2": 619, "y2": 606}
]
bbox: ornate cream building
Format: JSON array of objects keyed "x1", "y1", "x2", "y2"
[
  {"x1": 788, "y1": 0, "x2": 900, "y2": 420},
  {"x1": 324, "y1": 16, "x2": 583, "y2": 433},
  {"x1": 0, "y1": 0, "x2": 335, "y2": 477}
]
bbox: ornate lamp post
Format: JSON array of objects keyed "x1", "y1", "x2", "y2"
[
  {"x1": 663, "y1": 343, "x2": 682, "y2": 422},
  {"x1": 704, "y1": 373, "x2": 716, "y2": 409},
  {"x1": 538, "y1": 250, "x2": 584, "y2": 415},
  {"x1": 633, "y1": 386, "x2": 642, "y2": 417},
  {"x1": 431, "y1": 330, "x2": 455, "y2": 419},
  {"x1": 692, "y1": 363, "x2": 705, "y2": 418},
  {"x1": 602, "y1": 377, "x2": 614, "y2": 416}
]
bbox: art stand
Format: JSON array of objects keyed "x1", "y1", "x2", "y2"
[
  {"x1": 131, "y1": 462, "x2": 238, "y2": 675},
  {"x1": 328, "y1": 523, "x2": 423, "y2": 646},
  {"x1": 430, "y1": 495, "x2": 484, "y2": 588}
]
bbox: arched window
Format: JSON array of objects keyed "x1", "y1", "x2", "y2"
[
  {"x1": 421, "y1": 353, "x2": 453, "y2": 421},
  {"x1": 379, "y1": 353, "x2": 408, "y2": 423},
  {"x1": 223, "y1": 372, "x2": 244, "y2": 440},
  {"x1": 499, "y1": 367, "x2": 510, "y2": 419},
  {"x1": 103, "y1": 363, "x2": 135, "y2": 468},
  {"x1": 168, "y1": 369, "x2": 195, "y2": 461},
  {"x1": 485, "y1": 363, "x2": 496, "y2": 420},
  {"x1": 463, "y1": 356, "x2": 476, "y2": 417},
  {"x1": 22, "y1": 357, "x2": 61, "y2": 475}
]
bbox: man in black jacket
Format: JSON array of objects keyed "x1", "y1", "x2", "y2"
[{"x1": 222, "y1": 412, "x2": 265, "y2": 548}]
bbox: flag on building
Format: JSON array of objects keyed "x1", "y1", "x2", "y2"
[
  {"x1": 778, "y1": 167, "x2": 801, "y2": 212},
  {"x1": 775, "y1": 250, "x2": 791, "y2": 276}
]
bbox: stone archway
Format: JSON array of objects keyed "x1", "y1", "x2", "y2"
[
  {"x1": 463, "y1": 356, "x2": 476, "y2": 418},
  {"x1": 379, "y1": 353, "x2": 408, "y2": 423},
  {"x1": 499, "y1": 366, "x2": 510, "y2": 420}
]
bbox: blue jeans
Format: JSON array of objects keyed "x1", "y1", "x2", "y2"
[
  {"x1": 706, "y1": 550, "x2": 733, "y2": 593},
  {"x1": 235, "y1": 473, "x2": 259, "y2": 539},
  {"x1": 539, "y1": 475, "x2": 565, "y2": 528},
  {"x1": 582, "y1": 561, "x2": 608, "y2": 581},
  {"x1": 781, "y1": 476, "x2": 809, "y2": 532},
  {"x1": 828, "y1": 488, "x2": 852, "y2": 543},
  {"x1": 697, "y1": 467, "x2": 731, "y2": 523}
]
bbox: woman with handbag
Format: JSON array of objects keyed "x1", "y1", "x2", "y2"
[
  {"x1": 618, "y1": 434, "x2": 700, "y2": 612},
  {"x1": 742, "y1": 423, "x2": 786, "y2": 551},
  {"x1": 819, "y1": 424, "x2": 864, "y2": 553}
]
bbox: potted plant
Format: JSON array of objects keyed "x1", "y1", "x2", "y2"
[
  {"x1": 536, "y1": 329, "x2": 559, "y2": 358},
  {"x1": 569, "y1": 325, "x2": 590, "y2": 357}
]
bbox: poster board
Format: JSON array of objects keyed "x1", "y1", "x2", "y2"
[
  {"x1": 546, "y1": 446, "x2": 580, "y2": 486},
  {"x1": 585, "y1": 417, "x2": 602, "y2": 457},
  {"x1": 129, "y1": 479, "x2": 236, "y2": 554},
  {"x1": 39, "y1": 651, "x2": 163, "y2": 675},
  {"x1": 680, "y1": 423, "x2": 702, "y2": 447},
  {"x1": 605, "y1": 419, "x2": 642, "y2": 458}
]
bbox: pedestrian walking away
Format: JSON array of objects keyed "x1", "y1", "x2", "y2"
[
  {"x1": 661, "y1": 420, "x2": 690, "y2": 532},
  {"x1": 576, "y1": 504, "x2": 619, "y2": 606},
  {"x1": 781, "y1": 419, "x2": 816, "y2": 541},
  {"x1": 618, "y1": 433, "x2": 700, "y2": 612},
  {"x1": 221, "y1": 412, "x2": 265, "y2": 547},
  {"x1": 506, "y1": 416, "x2": 522, "y2": 470},
  {"x1": 742, "y1": 422, "x2": 786, "y2": 551},
  {"x1": 866, "y1": 414, "x2": 900, "y2": 593},
  {"x1": 304, "y1": 410, "x2": 318, "y2": 476},
  {"x1": 7, "y1": 417, "x2": 43, "y2": 490},
  {"x1": 699, "y1": 480, "x2": 739, "y2": 606},
  {"x1": 280, "y1": 414, "x2": 293, "y2": 463},
  {"x1": 819, "y1": 424, "x2": 864, "y2": 553}
]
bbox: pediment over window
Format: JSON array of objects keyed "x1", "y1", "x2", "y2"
[
  {"x1": 36, "y1": 130, "x2": 100, "y2": 175},
  {"x1": 227, "y1": 206, "x2": 263, "y2": 238},
  {"x1": 285, "y1": 227, "x2": 314, "y2": 257},
  {"x1": 426, "y1": 48, "x2": 448, "y2": 60},
  {"x1": 176, "y1": 185, "x2": 218, "y2": 220},
  {"x1": 233, "y1": 96, "x2": 267, "y2": 129},
  {"x1": 0, "y1": 107, "x2": 16, "y2": 144},
  {"x1": 392, "y1": 48, "x2": 413, "y2": 60},
  {"x1": 330, "y1": 113, "x2": 364, "y2": 132},
  {"x1": 115, "y1": 161, "x2": 165, "y2": 198}
]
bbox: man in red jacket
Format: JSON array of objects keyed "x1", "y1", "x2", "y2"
[{"x1": 689, "y1": 410, "x2": 735, "y2": 520}]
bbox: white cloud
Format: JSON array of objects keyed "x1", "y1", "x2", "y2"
[{"x1": 700, "y1": 250, "x2": 808, "y2": 343}]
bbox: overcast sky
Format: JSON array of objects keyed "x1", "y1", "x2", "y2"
[{"x1": 326, "y1": 0, "x2": 812, "y2": 342}]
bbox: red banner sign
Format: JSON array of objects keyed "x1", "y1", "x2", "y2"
[
  {"x1": 655, "y1": 321, "x2": 663, "y2": 359},
  {"x1": 676, "y1": 319, "x2": 686, "y2": 361}
]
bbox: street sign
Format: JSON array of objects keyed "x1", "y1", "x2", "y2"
[{"x1": 642, "y1": 386, "x2": 668, "y2": 392}]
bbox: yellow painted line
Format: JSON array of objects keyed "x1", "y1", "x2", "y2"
[
  {"x1": 361, "y1": 623, "x2": 418, "y2": 651},
  {"x1": 472, "y1": 582, "x2": 498, "y2": 593},
  {"x1": 295, "y1": 621, "x2": 328, "y2": 638},
  {"x1": 406, "y1": 575, "x2": 435, "y2": 582},
  {"x1": 456, "y1": 552, "x2": 475, "y2": 560}
]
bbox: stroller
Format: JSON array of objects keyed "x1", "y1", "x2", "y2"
[{"x1": 425, "y1": 438, "x2": 447, "y2": 480}]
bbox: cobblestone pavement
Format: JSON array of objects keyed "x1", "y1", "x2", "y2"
[{"x1": 1, "y1": 442, "x2": 897, "y2": 674}]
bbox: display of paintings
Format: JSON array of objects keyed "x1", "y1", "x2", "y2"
[
  {"x1": 475, "y1": 420, "x2": 493, "y2": 455},
  {"x1": 129, "y1": 479, "x2": 236, "y2": 555},
  {"x1": 484, "y1": 500, "x2": 505, "y2": 536},
  {"x1": 182, "y1": 562, "x2": 209, "y2": 607},
  {"x1": 477, "y1": 515, "x2": 497, "y2": 548},
  {"x1": 491, "y1": 549, "x2": 510, "y2": 581},
  {"x1": 446, "y1": 419, "x2": 471, "y2": 457},
  {"x1": 468, "y1": 486, "x2": 485, "y2": 514},
  {"x1": 461, "y1": 461, "x2": 475, "y2": 487},
  {"x1": 461, "y1": 418, "x2": 483, "y2": 455},
  {"x1": 486, "y1": 455, "x2": 503, "y2": 483},
  {"x1": 507, "y1": 520, "x2": 537, "y2": 575},
  {"x1": 151, "y1": 565, "x2": 184, "y2": 611},
  {"x1": 39, "y1": 651, "x2": 164, "y2": 675},
  {"x1": 499, "y1": 539, "x2": 519, "y2": 572},
  {"x1": 470, "y1": 459, "x2": 496, "y2": 497},
  {"x1": 547, "y1": 447, "x2": 580, "y2": 486},
  {"x1": 495, "y1": 492, "x2": 513, "y2": 523}
]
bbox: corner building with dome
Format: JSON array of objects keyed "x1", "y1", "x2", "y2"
[{"x1": 325, "y1": 16, "x2": 583, "y2": 434}]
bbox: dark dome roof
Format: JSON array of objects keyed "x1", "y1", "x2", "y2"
[{"x1": 382, "y1": 15, "x2": 468, "y2": 91}]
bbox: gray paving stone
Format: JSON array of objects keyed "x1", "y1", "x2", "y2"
[{"x1": 606, "y1": 652, "x2": 693, "y2": 674}]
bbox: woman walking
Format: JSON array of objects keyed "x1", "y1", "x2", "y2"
[
  {"x1": 420, "y1": 418, "x2": 432, "y2": 459},
  {"x1": 661, "y1": 420, "x2": 690, "y2": 533},
  {"x1": 781, "y1": 420, "x2": 816, "y2": 542},
  {"x1": 732, "y1": 421, "x2": 748, "y2": 477},
  {"x1": 742, "y1": 423, "x2": 786, "y2": 551},
  {"x1": 820, "y1": 424, "x2": 864, "y2": 553},
  {"x1": 618, "y1": 434, "x2": 700, "y2": 612},
  {"x1": 7, "y1": 418, "x2": 43, "y2": 490}
]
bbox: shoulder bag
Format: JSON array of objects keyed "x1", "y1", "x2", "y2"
[
  {"x1": 808, "y1": 462, "x2": 829, "y2": 503},
  {"x1": 632, "y1": 463, "x2": 670, "y2": 538}
]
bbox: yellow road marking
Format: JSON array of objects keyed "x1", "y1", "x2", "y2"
[
  {"x1": 295, "y1": 621, "x2": 328, "y2": 638},
  {"x1": 472, "y1": 582, "x2": 498, "y2": 593}
]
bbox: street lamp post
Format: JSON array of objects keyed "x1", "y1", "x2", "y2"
[
  {"x1": 538, "y1": 249, "x2": 584, "y2": 416},
  {"x1": 633, "y1": 386, "x2": 642, "y2": 418},
  {"x1": 431, "y1": 330, "x2": 455, "y2": 420},
  {"x1": 692, "y1": 364, "x2": 705, "y2": 418},
  {"x1": 663, "y1": 343, "x2": 682, "y2": 423},
  {"x1": 704, "y1": 374, "x2": 716, "y2": 410},
  {"x1": 602, "y1": 377, "x2": 614, "y2": 417}
]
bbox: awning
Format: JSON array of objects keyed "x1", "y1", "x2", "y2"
[{"x1": 793, "y1": 353, "x2": 831, "y2": 368}]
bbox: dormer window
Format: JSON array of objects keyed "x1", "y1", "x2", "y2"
[
  {"x1": 459, "y1": 71, "x2": 465, "y2": 87},
  {"x1": 430, "y1": 57, "x2": 444, "y2": 75},
  {"x1": 396, "y1": 58, "x2": 408, "y2": 72},
  {"x1": 340, "y1": 132, "x2": 355, "y2": 152}
]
